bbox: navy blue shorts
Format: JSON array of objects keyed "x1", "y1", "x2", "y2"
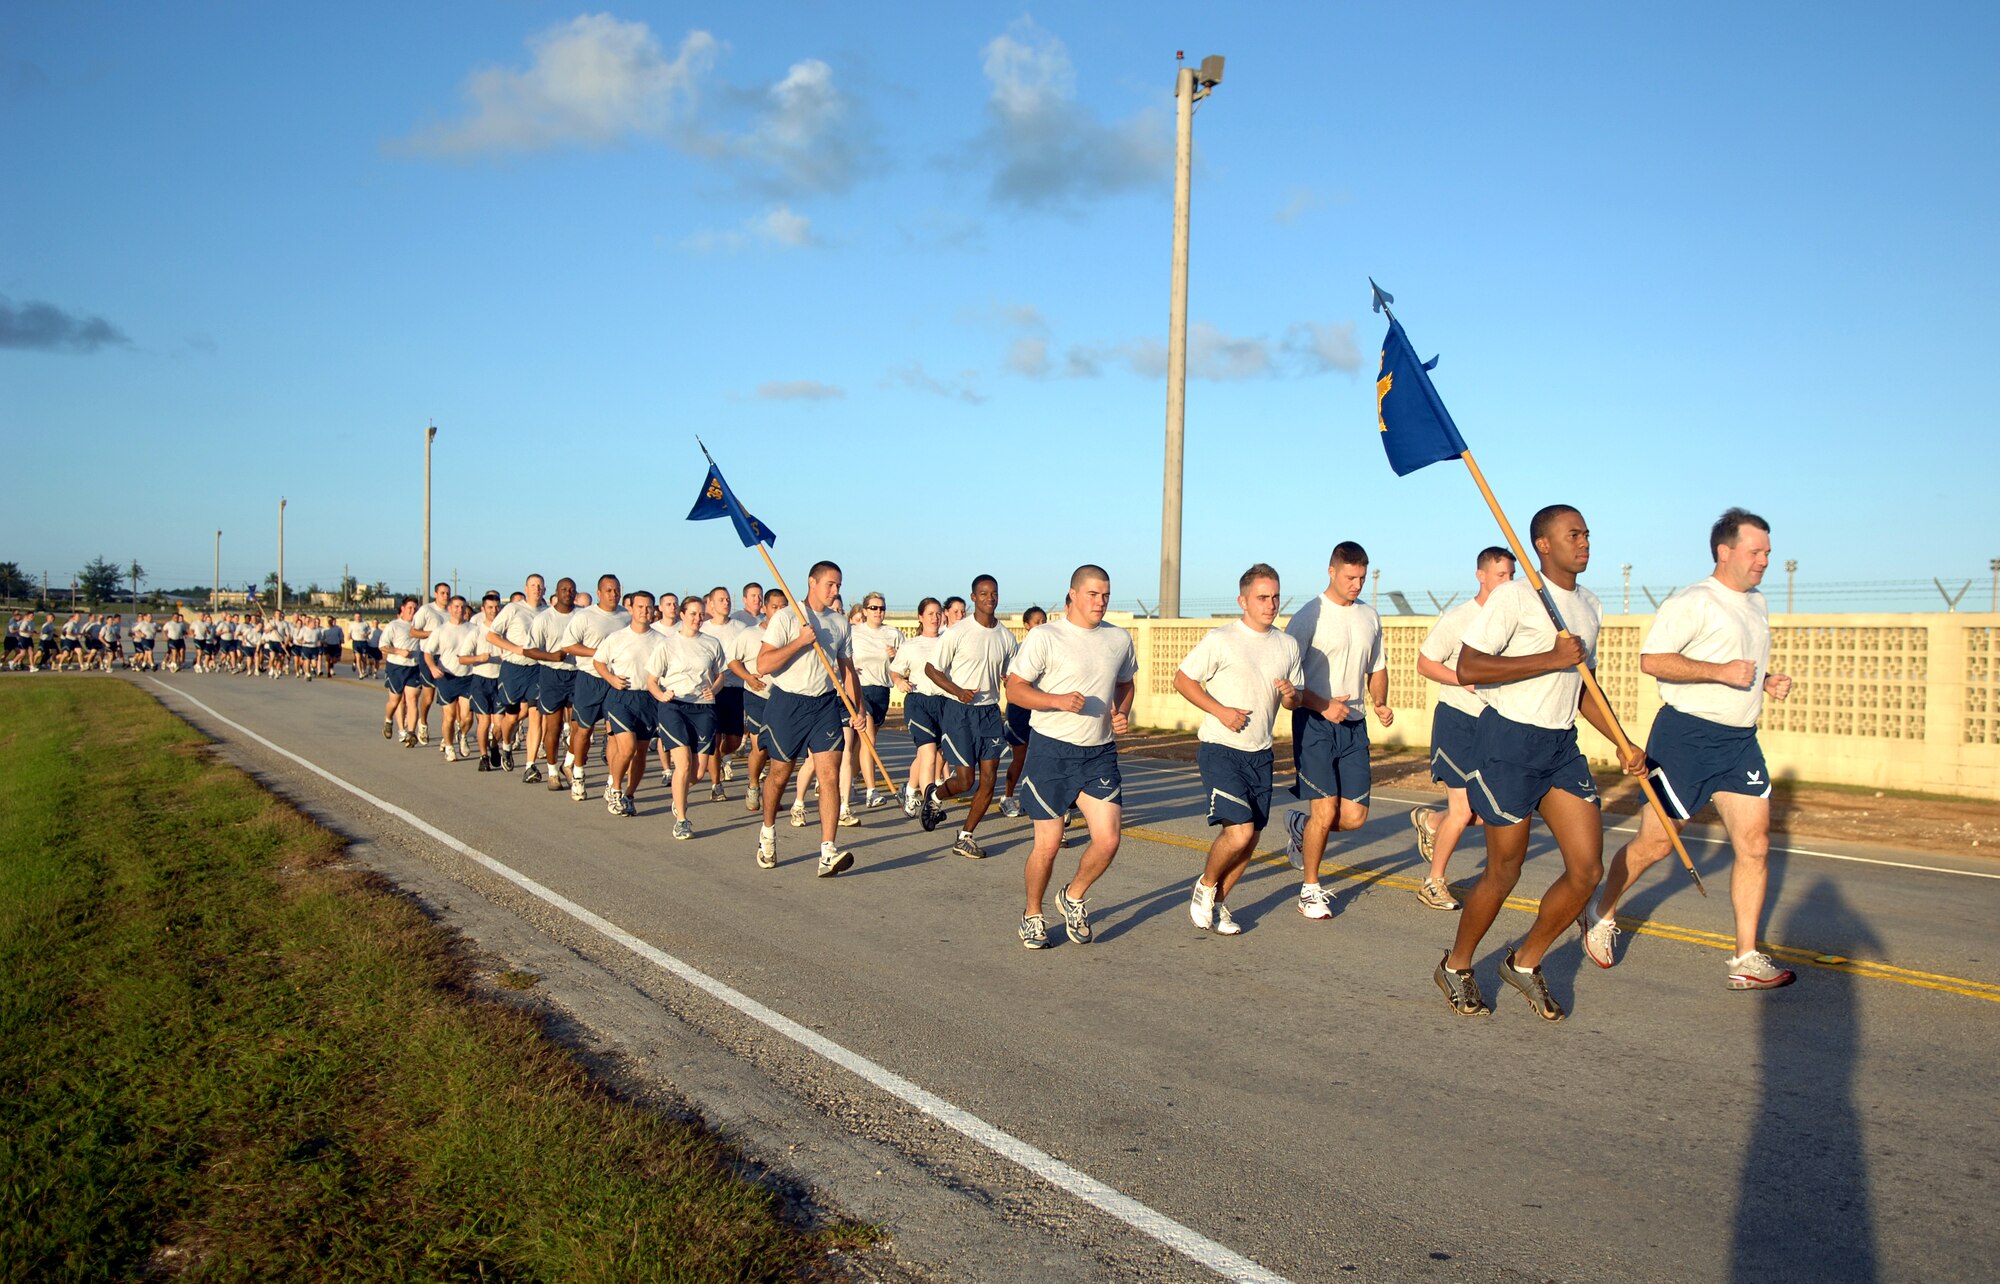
[
  {"x1": 904, "y1": 693, "x2": 943, "y2": 746},
  {"x1": 409, "y1": 662, "x2": 434, "y2": 689},
  {"x1": 1199, "y1": 743, "x2": 1273, "y2": 829},
  {"x1": 743, "y1": 691, "x2": 769, "y2": 737},
  {"x1": 941, "y1": 701, "x2": 1006, "y2": 768},
  {"x1": 434, "y1": 673, "x2": 469, "y2": 704},
  {"x1": 468, "y1": 674, "x2": 502, "y2": 716},
  {"x1": 714, "y1": 686, "x2": 746, "y2": 737},
  {"x1": 763, "y1": 689, "x2": 844, "y2": 763},
  {"x1": 385, "y1": 663, "x2": 414, "y2": 695},
  {"x1": 1291, "y1": 710, "x2": 1371, "y2": 805},
  {"x1": 537, "y1": 666, "x2": 575, "y2": 715},
  {"x1": 1429, "y1": 703, "x2": 1480, "y2": 789},
  {"x1": 319, "y1": 643, "x2": 339, "y2": 660},
  {"x1": 1005, "y1": 702, "x2": 1033, "y2": 747},
  {"x1": 861, "y1": 684, "x2": 891, "y2": 727},
  {"x1": 1020, "y1": 733, "x2": 1121, "y2": 820},
  {"x1": 498, "y1": 661, "x2": 540, "y2": 707},
  {"x1": 1464, "y1": 709, "x2": 1599, "y2": 826},
  {"x1": 655, "y1": 700, "x2": 717, "y2": 754},
  {"x1": 606, "y1": 688, "x2": 655, "y2": 740},
  {"x1": 572, "y1": 672, "x2": 610, "y2": 727},
  {"x1": 1646, "y1": 704, "x2": 1770, "y2": 821}
]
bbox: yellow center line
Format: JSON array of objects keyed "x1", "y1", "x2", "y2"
[{"x1": 1120, "y1": 825, "x2": 2000, "y2": 1004}]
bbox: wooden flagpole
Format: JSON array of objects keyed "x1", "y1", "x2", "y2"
[{"x1": 1458, "y1": 450, "x2": 1706, "y2": 895}]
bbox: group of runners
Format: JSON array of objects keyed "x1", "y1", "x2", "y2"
[
  {"x1": 3, "y1": 608, "x2": 384, "y2": 678},
  {"x1": 351, "y1": 503, "x2": 1794, "y2": 1015}
]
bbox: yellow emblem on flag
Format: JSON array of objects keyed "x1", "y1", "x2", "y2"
[
  {"x1": 1376, "y1": 368, "x2": 1393, "y2": 433},
  {"x1": 706, "y1": 477, "x2": 724, "y2": 500}
]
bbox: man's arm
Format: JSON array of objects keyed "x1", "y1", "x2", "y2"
[
  {"x1": 1111, "y1": 678, "x2": 1135, "y2": 735},
  {"x1": 1640, "y1": 652, "x2": 1756, "y2": 689},
  {"x1": 1004, "y1": 671, "x2": 1083, "y2": 714},
  {"x1": 1170, "y1": 669, "x2": 1248, "y2": 733},
  {"x1": 1457, "y1": 637, "x2": 1585, "y2": 686},
  {"x1": 1577, "y1": 681, "x2": 1646, "y2": 774},
  {"x1": 926, "y1": 662, "x2": 975, "y2": 703},
  {"x1": 1368, "y1": 667, "x2": 1393, "y2": 727},
  {"x1": 1417, "y1": 655, "x2": 1464, "y2": 687}
]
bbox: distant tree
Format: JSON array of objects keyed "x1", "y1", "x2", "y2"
[
  {"x1": 370, "y1": 580, "x2": 392, "y2": 601},
  {"x1": 0, "y1": 562, "x2": 24, "y2": 600},
  {"x1": 128, "y1": 559, "x2": 148, "y2": 601},
  {"x1": 340, "y1": 572, "x2": 359, "y2": 605},
  {"x1": 78, "y1": 557, "x2": 122, "y2": 604}
]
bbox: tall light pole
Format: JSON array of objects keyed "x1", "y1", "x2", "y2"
[
  {"x1": 424, "y1": 422, "x2": 437, "y2": 595},
  {"x1": 278, "y1": 497, "x2": 287, "y2": 614},
  {"x1": 1784, "y1": 559, "x2": 1797, "y2": 614},
  {"x1": 213, "y1": 531, "x2": 221, "y2": 612},
  {"x1": 1990, "y1": 557, "x2": 1998, "y2": 613},
  {"x1": 1621, "y1": 563, "x2": 1632, "y2": 614},
  {"x1": 1158, "y1": 52, "x2": 1224, "y2": 622}
]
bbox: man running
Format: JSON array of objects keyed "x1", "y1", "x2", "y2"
[
  {"x1": 1173, "y1": 565, "x2": 1305, "y2": 936},
  {"x1": 755, "y1": 562, "x2": 865, "y2": 877},
  {"x1": 1436, "y1": 505, "x2": 1645, "y2": 1021},
  {"x1": 925, "y1": 575, "x2": 1017, "y2": 857},
  {"x1": 424, "y1": 596, "x2": 476, "y2": 760},
  {"x1": 998, "y1": 606, "x2": 1047, "y2": 818},
  {"x1": 848, "y1": 590, "x2": 903, "y2": 814},
  {"x1": 727, "y1": 589, "x2": 784, "y2": 814},
  {"x1": 1409, "y1": 547, "x2": 1517, "y2": 911},
  {"x1": 1281, "y1": 542, "x2": 1393, "y2": 922},
  {"x1": 1006, "y1": 565, "x2": 1137, "y2": 948},
  {"x1": 890, "y1": 598, "x2": 947, "y2": 817},
  {"x1": 524, "y1": 577, "x2": 579, "y2": 787},
  {"x1": 409, "y1": 582, "x2": 453, "y2": 745},
  {"x1": 648, "y1": 592, "x2": 728, "y2": 838},
  {"x1": 488, "y1": 574, "x2": 547, "y2": 776},
  {"x1": 460, "y1": 593, "x2": 507, "y2": 770},
  {"x1": 559, "y1": 575, "x2": 631, "y2": 802},
  {"x1": 379, "y1": 596, "x2": 422, "y2": 745},
  {"x1": 1580, "y1": 508, "x2": 1797, "y2": 991},
  {"x1": 592, "y1": 592, "x2": 662, "y2": 816},
  {"x1": 700, "y1": 587, "x2": 748, "y2": 802},
  {"x1": 730, "y1": 582, "x2": 764, "y2": 629}
]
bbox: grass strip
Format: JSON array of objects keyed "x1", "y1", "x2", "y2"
[{"x1": 0, "y1": 678, "x2": 866, "y2": 1280}]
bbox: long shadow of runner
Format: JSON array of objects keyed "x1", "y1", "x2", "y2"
[{"x1": 1730, "y1": 876, "x2": 1877, "y2": 1283}]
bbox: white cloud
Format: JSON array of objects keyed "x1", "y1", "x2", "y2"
[
  {"x1": 1283, "y1": 321, "x2": 1362, "y2": 374},
  {"x1": 884, "y1": 362, "x2": 988, "y2": 405},
  {"x1": 682, "y1": 204, "x2": 819, "y2": 253},
  {"x1": 989, "y1": 303, "x2": 1361, "y2": 382},
  {"x1": 1273, "y1": 187, "x2": 1320, "y2": 225},
  {"x1": 978, "y1": 18, "x2": 1172, "y2": 210},
  {"x1": 756, "y1": 379, "x2": 844, "y2": 401}
]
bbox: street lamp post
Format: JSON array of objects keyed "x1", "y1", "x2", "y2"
[
  {"x1": 1785, "y1": 559, "x2": 1798, "y2": 614},
  {"x1": 213, "y1": 531, "x2": 221, "y2": 612},
  {"x1": 424, "y1": 423, "x2": 437, "y2": 595},
  {"x1": 278, "y1": 497, "x2": 287, "y2": 614},
  {"x1": 1158, "y1": 52, "x2": 1224, "y2": 622},
  {"x1": 1622, "y1": 563, "x2": 1632, "y2": 615}
]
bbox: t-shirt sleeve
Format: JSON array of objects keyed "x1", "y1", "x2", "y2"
[
  {"x1": 1459, "y1": 585, "x2": 1519, "y2": 657},
  {"x1": 1011, "y1": 629, "x2": 1048, "y2": 685},
  {"x1": 763, "y1": 610, "x2": 799, "y2": 650},
  {"x1": 1641, "y1": 592, "x2": 1700, "y2": 656},
  {"x1": 1285, "y1": 636, "x2": 1306, "y2": 689},
  {"x1": 1116, "y1": 634, "x2": 1137, "y2": 684},
  {"x1": 1177, "y1": 630, "x2": 1220, "y2": 684},
  {"x1": 1419, "y1": 615, "x2": 1456, "y2": 664}
]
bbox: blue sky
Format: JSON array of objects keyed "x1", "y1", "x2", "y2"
[{"x1": 5, "y1": 2, "x2": 1995, "y2": 613}]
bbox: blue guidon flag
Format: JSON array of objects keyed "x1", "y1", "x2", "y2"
[
  {"x1": 685, "y1": 447, "x2": 775, "y2": 548},
  {"x1": 1375, "y1": 317, "x2": 1469, "y2": 476}
]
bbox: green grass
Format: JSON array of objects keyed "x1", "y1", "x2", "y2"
[{"x1": 0, "y1": 679, "x2": 867, "y2": 1281}]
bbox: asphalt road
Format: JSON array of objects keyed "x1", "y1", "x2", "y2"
[{"x1": 119, "y1": 668, "x2": 2000, "y2": 1283}]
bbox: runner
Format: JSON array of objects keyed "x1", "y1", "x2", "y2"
[
  {"x1": 488, "y1": 574, "x2": 547, "y2": 777},
  {"x1": 754, "y1": 562, "x2": 865, "y2": 877},
  {"x1": 319, "y1": 615, "x2": 343, "y2": 679},
  {"x1": 1281, "y1": 542, "x2": 1393, "y2": 922},
  {"x1": 161, "y1": 611, "x2": 186, "y2": 672},
  {"x1": 1436, "y1": 505, "x2": 1645, "y2": 1020},
  {"x1": 459, "y1": 593, "x2": 506, "y2": 770},
  {"x1": 728, "y1": 589, "x2": 785, "y2": 814},
  {"x1": 998, "y1": 605, "x2": 1047, "y2": 817},
  {"x1": 926, "y1": 575, "x2": 1018, "y2": 859},
  {"x1": 423, "y1": 596, "x2": 475, "y2": 761},
  {"x1": 646, "y1": 592, "x2": 728, "y2": 839},
  {"x1": 889, "y1": 597, "x2": 947, "y2": 817},
  {"x1": 217, "y1": 613, "x2": 238, "y2": 673},
  {"x1": 591, "y1": 591, "x2": 662, "y2": 817},
  {"x1": 558, "y1": 575, "x2": 631, "y2": 803},
  {"x1": 524, "y1": 577, "x2": 580, "y2": 788},
  {"x1": 1581, "y1": 508, "x2": 1797, "y2": 990},
  {"x1": 1409, "y1": 547, "x2": 1517, "y2": 911},
  {"x1": 1005, "y1": 565, "x2": 1137, "y2": 948},
  {"x1": 1172, "y1": 565, "x2": 1305, "y2": 936},
  {"x1": 848, "y1": 590, "x2": 903, "y2": 814},
  {"x1": 941, "y1": 596, "x2": 967, "y2": 630},
  {"x1": 295, "y1": 615, "x2": 321, "y2": 681},
  {"x1": 130, "y1": 613, "x2": 155, "y2": 671},
  {"x1": 730, "y1": 582, "x2": 764, "y2": 629},
  {"x1": 409, "y1": 582, "x2": 453, "y2": 745},
  {"x1": 378, "y1": 596, "x2": 422, "y2": 745},
  {"x1": 700, "y1": 586, "x2": 748, "y2": 802}
]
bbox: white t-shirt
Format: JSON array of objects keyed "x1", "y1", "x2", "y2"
[
  {"x1": 296, "y1": 626, "x2": 321, "y2": 647},
  {"x1": 1282, "y1": 592, "x2": 1386, "y2": 721},
  {"x1": 729, "y1": 608, "x2": 760, "y2": 629},
  {"x1": 412, "y1": 601, "x2": 450, "y2": 637},
  {"x1": 761, "y1": 606, "x2": 851, "y2": 698},
  {"x1": 728, "y1": 623, "x2": 770, "y2": 687},
  {"x1": 492, "y1": 599, "x2": 543, "y2": 664},
  {"x1": 1642, "y1": 576, "x2": 1770, "y2": 728},
  {"x1": 532, "y1": 606, "x2": 575, "y2": 668},
  {"x1": 465, "y1": 615, "x2": 503, "y2": 678},
  {"x1": 700, "y1": 618, "x2": 749, "y2": 688},
  {"x1": 891, "y1": 633, "x2": 948, "y2": 697},
  {"x1": 217, "y1": 621, "x2": 235, "y2": 640},
  {"x1": 380, "y1": 618, "x2": 417, "y2": 666},
  {"x1": 850, "y1": 623, "x2": 905, "y2": 688},
  {"x1": 163, "y1": 619, "x2": 186, "y2": 640},
  {"x1": 433, "y1": 619, "x2": 480, "y2": 678},
  {"x1": 931, "y1": 618, "x2": 1018, "y2": 707},
  {"x1": 1177, "y1": 621, "x2": 1306, "y2": 753},
  {"x1": 560, "y1": 605, "x2": 632, "y2": 660},
  {"x1": 592, "y1": 625, "x2": 661, "y2": 688},
  {"x1": 646, "y1": 630, "x2": 726, "y2": 704},
  {"x1": 1420, "y1": 599, "x2": 1490, "y2": 718},
  {"x1": 1011, "y1": 617, "x2": 1137, "y2": 747},
  {"x1": 1459, "y1": 579, "x2": 1602, "y2": 730}
]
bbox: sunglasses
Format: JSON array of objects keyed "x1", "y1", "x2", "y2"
[{"x1": 866, "y1": 604, "x2": 885, "y2": 611}]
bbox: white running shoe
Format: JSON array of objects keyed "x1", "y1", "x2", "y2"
[
  {"x1": 1725, "y1": 951, "x2": 1796, "y2": 990},
  {"x1": 902, "y1": 786, "x2": 918, "y2": 817},
  {"x1": 838, "y1": 806, "x2": 858, "y2": 827},
  {"x1": 790, "y1": 799, "x2": 808, "y2": 827},
  {"x1": 1297, "y1": 884, "x2": 1332, "y2": 921},
  {"x1": 1189, "y1": 878, "x2": 1216, "y2": 930},
  {"x1": 571, "y1": 771, "x2": 587, "y2": 802},
  {"x1": 1212, "y1": 904, "x2": 1242, "y2": 936},
  {"x1": 1578, "y1": 911, "x2": 1622, "y2": 969},
  {"x1": 443, "y1": 745, "x2": 460, "y2": 763},
  {"x1": 418, "y1": 726, "x2": 430, "y2": 746},
  {"x1": 817, "y1": 842, "x2": 852, "y2": 877},
  {"x1": 1000, "y1": 794, "x2": 1022, "y2": 818},
  {"x1": 721, "y1": 758, "x2": 735, "y2": 782},
  {"x1": 604, "y1": 787, "x2": 623, "y2": 816},
  {"x1": 756, "y1": 829, "x2": 777, "y2": 869}
]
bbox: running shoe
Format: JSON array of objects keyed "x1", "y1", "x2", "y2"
[
  {"x1": 816, "y1": 843, "x2": 853, "y2": 877},
  {"x1": 672, "y1": 818, "x2": 694, "y2": 841},
  {"x1": 710, "y1": 784, "x2": 726, "y2": 803},
  {"x1": 548, "y1": 766, "x2": 566, "y2": 792},
  {"x1": 443, "y1": 745, "x2": 460, "y2": 763},
  {"x1": 1212, "y1": 904, "x2": 1241, "y2": 937},
  {"x1": 1434, "y1": 956, "x2": 1491, "y2": 1016},
  {"x1": 1018, "y1": 914, "x2": 1050, "y2": 950},
  {"x1": 744, "y1": 789, "x2": 761, "y2": 813},
  {"x1": 1189, "y1": 878, "x2": 1216, "y2": 930},
  {"x1": 999, "y1": 794, "x2": 1022, "y2": 818},
  {"x1": 919, "y1": 784, "x2": 944, "y2": 832},
  {"x1": 476, "y1": 756, "x2": 491, "y2": 773},
  {"x1": 1296, "y1": 884, "x2": 1332, "y2": 921},
  {"x1": 865, "y1": 790, "x2": 893, "y2": 810},
  {"x1": 1417, "y1": 877, "x2": 1460, "y2": 912},
  {"x1": 1284, "y1": 809, "x2": 1307, "y2": 870},
  {"x1": 522, "y1": 764, "x2": 543, "y2": 784},
  {"x1": 790, "y1": 799, "x2": 808, "y2": 827},
  {"x1": 838, "y1": 806, "x2": 858, "y2": 827},
  {"x1": 755, "y1": 830, "x2": 776, "y2": 869},
  {"x1": 1055, "y1": 884, "x2": 1092, "y2": 944},
  {"x1": 418, "y1": 726, "x2": 430, "y2": 746},
  {"x1": 951, "y1": 833, "x2": 985, "y2": 860},
  {"x1": 902, "y1": 786, "x2": 918, "y2": 818},
  {"x1": 1578, "y1": 910, "x2": 1621, "y2": 969},
  {"x1": 1725, "y1": 951, "x2": 1796, "y2": 991},
  {"x1": 382, "y1": 718, "x2": 394, "y2": 740},
  {"x1": 501, "y1": 748, "x2": 514, "y2": 773},
  {"x1": 1499, "y1": 950, "x2": 1565, "y2": 1021},
  {"x1": 571, "y1": 771, "x2": 587, "y2": 802},
  {"x1": 1410, "y1": 806, "x2": 1439, "y2": 861},
  {"x1": 401, "y1": 732, "x2": 417, "y2": 748},
  {"x1": 604, "y1": 788, "x2": 623, "y2": 816},
  {"x1": 721, "y1": 758, "x2": 735, "y2": 782}
]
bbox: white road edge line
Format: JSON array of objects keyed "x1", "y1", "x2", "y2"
[{"x1": 147, "y1": 679, "x2": 1293, "y2": 1284}]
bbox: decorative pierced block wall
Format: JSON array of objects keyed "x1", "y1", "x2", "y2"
[
  {"x1": 1384, "y1": 625, "x2": 1428, "y2": 710},
  {"x1": 1966, "y1": 627, "x2": 1998, "y2": 746},
  {"x1": 1763, "y1": 625, "x2": 1928, "y2": 740},
  {"x1": 1145, "y1": 625, "x2": 1209, "y2": 695},
  {"x1": 1594, "y1": 626, "x2": 1643, "y2": 723}
]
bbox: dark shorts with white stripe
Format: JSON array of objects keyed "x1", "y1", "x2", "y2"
[{"x1": 1198, "y1": 743, "x2": 1273, "y2": 829}]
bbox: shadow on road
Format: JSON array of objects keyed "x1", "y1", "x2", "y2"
[{"x1": 1730, "y1": 875, "x2": 1876, "y2": 1283}]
